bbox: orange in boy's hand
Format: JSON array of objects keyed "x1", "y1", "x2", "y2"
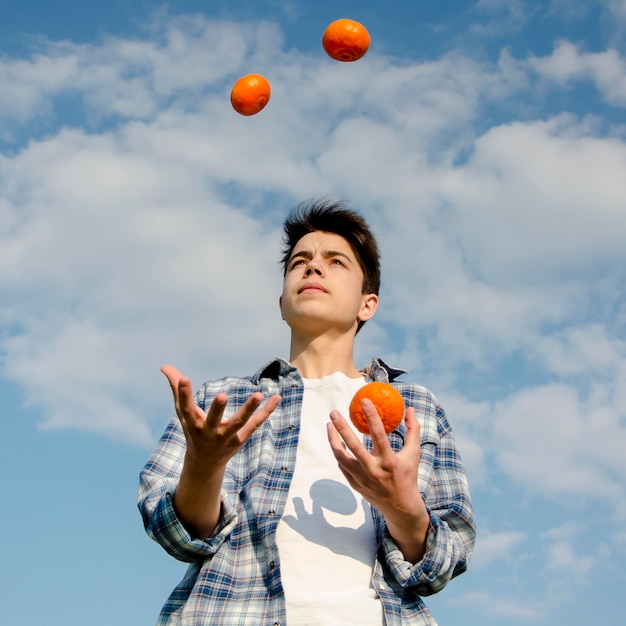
[
  {"x1": 322, "y1": 19, "x2": 371, "y2": 62},
  {"x1": 349, "y1": 382, "x2": 405, "y2": 435},
  {"x1": 230, "y1": 74, "x2": 271, "y2": 116}
]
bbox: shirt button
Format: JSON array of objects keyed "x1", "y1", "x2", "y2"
[
  {"x1": 287, "y1": 424, "x2": 295, "y2": 430},
  {"x1": 268, "y1": 509, "x2": 275, "y2": 515},
  {"x1": 269, "y1": 561, "x2": 275, "y2": 569},
  {"x1": 280, "y1": 466, "x2": 288, "y2": 472}
]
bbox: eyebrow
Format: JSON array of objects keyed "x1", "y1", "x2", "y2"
[{"x1": 288, "y1": 249, "x2": 354, "y2": 265}]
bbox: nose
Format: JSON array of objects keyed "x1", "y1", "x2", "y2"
[{"x1": 304, "y1": 257, "x2": 323, "y2": 276}]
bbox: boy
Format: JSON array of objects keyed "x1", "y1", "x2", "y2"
[{"x1": 138, "y1": 198, "x2": 475, "y2": 625}]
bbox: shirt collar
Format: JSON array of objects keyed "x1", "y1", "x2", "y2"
[
  {"x1": 252, "y1": 357, "x2": 407, "y2": 383},
  {"x1": 362, "y1": 357, "x2": 408, "y2": 382},
  {"x1": 253, "y1": 358, "x2": 298, "y2": 383}
]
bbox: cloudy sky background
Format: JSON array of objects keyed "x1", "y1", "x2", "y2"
[{"x1": 1, "y1": 1, "x2": 625, "y2": 624}]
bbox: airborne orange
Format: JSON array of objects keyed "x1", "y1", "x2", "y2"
[
  {"x1": 322, "y1": 18, "x2": 371, "y2": 62},
  {"x1": 230, "y1": 74, "x2": 271, "y2": 116},
  {"x1": 349, "y1": 382, "x2": 405, "y2": 435}
]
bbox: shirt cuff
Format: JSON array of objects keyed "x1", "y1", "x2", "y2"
[
  {"x1": 150, "y1": 489, "x2": 238, "y2": 563},
  {"x1": 380, "y1": 512, "x2": 453, "y2": 594}
]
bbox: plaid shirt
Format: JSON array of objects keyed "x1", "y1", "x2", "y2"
[{"x1": 138, "y1": 357, "x2": 475, "y2": 626}]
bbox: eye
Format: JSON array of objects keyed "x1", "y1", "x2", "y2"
[
  {"x1": 290, "y1": 258, "x2": 306, "y2": 269},
  {"x1": 330, "y1": 258, "x2": 346, "y2": 266}
]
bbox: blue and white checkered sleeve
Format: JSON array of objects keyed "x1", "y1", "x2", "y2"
[
  {"x1": 380, "y1": 400, "x2": 476, "y2": 595},
  {"x1": 137, "y1": 412, "x2": 238, "y2": 563}
]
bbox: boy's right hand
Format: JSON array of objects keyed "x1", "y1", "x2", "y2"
[
  {"x1": 161, "y1": 364, "x2": 281, "y2": 471},
  {"x1": 160, "y1": 364, "x2": 281, "y2": 538}
]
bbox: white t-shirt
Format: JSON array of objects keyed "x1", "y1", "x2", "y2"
[{"x1": 276, "y1": 372, "x2": 384, "y2": 625}]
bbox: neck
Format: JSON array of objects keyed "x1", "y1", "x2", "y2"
[{"x1": 288, "y1": 330, "x2": 362, "y2": 379}]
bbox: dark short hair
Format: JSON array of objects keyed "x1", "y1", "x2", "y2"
[{"x1": 280, "y1": 198, "x2": 381, "y2": 331}]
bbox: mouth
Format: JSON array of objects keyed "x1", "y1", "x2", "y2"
[{"x1": 298, "y1": 283, "x2": 328, "y2": 294}]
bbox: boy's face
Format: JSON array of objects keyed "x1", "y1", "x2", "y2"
[{"x1": 279, "y1": 231, "x2": 378, "y2": 336}]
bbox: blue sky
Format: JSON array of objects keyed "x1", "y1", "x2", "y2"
[{"x1": 1, "y1": 1, "x2": 625, "y2": 624}]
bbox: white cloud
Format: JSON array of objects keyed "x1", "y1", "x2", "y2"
[
  {"x1": 531, "y1": 324, "x2": 626, "y2": 377},
  {"x1": 540, "y1": 520, "x2": 583, "y2": 541},
  {"x1": 448, "y1": 590, "x2": 543, "y2": 621},
  {"x1": 547, "y1": 0, "x2": 598, "y2": 21},
  {"x1": 470, "y1": 0, "x2": 534, "y2": 36},
  {"x1": 614, "y1": 527, "x2": 626, "y2": 553},
  {"x1": 446, "y1": 520, "x2": 604, "y2": 622},
  {"x1": 1, "y1": 13, "x2": 625, "y2": 461},
  {"x1": 529, "y1": 41, "x2": 626, "y2": 106},
  {"x1": 0, "y1": 16, "x2": 283, "y2": 129},
  {"x1": 608, "y1": 0, "x2": 626, "y2": 21},
  {"x1": 441, "y1": 115, "x2": 626, "y2": 283},
  {"x1": 369, "y1": 111, "x2": 626, "y2": 376},
  {"x1": 430, "y1": 394, "x2": 490, "y2": 487},
  {"x1": 540, "y1": 523, "x2": 596, "y2": 577},
  {"x1": 0, "y1": 121, "x2": 289, "y2": 444},
  {"x1": 490, "y1": 383, "x2": 626, "y2": 508},
  {"x1": 545, "y1": 540, "x2": 595, "y2": 575},
  {"x1": 470, "y1": 530, "x2": 528, "y2": 569}
]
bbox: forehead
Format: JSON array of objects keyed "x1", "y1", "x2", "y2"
[{"x1": 291, "y1": 231, "x2": 356, "y2": 257}]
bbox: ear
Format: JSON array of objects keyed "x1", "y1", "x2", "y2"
[
  {"x1": 279, "y1": 294, "x2": 284, "y2": 320},
  {"x1": 357, "y1": 293, "x2": 379, "y2": 323}
]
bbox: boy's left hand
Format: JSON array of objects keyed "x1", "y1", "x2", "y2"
[{"x1": 327, "y1": 399, "x2": 430, "y2": 563}]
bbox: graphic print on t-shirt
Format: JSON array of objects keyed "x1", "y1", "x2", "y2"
[
  {"x1": 276, "y1": 372, "x2": 383, "y2": 626},
  {"x1": 281, "y1": 478, "x2": 373, "y2": 565}
]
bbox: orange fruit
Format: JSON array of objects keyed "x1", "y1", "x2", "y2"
[
  {"x1": 230, "y1": 74, "x2": 271, "y2": 116},
  {"x1": 349, "y1": 382, "x2": 405, "y2": 435},
  {"x1": 322, "y1": 18, "x2": 371, "y2": 62}
]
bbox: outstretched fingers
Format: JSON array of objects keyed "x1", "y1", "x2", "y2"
[
  {"x1": 161, "y1": 364, "x2": 206, "y2": 427},
  {"x1": 237, "y1": 393, "x2": 282, "y2": 440},
  {"x1": 327, "y1": 410, "x2": 371, "y2": 465},
  {"x1": 212, "y1": 392, "x2": 282, "y2": 442},
  {"x1": 160, "y1": 364, "x2": 182, "y2": 406}
]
